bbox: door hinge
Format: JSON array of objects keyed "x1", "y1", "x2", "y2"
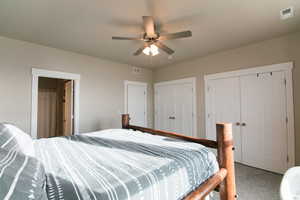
[
  {"x1": 207, "y1": 86, "x2": 210, "y2": 92},
  {"x1": 284, "y1": 79, "x2": 287, "y2": 86},
  {"x1": 286, "y1": 117, "x2": 288, "y2": 123},
  {"x1": 207, "y1": 113, "x2": 210, "y2": 118},
  {"x1": 287, "y1": 155, "x2": 289, "y2": 163}
]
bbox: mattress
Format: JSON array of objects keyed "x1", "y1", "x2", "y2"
[{"x1": 34, "y1": 129, "x2": 219, "y2": 200}]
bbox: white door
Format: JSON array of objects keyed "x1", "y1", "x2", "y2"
[
  {"x1": 173, "y1": 83, "x2": 194, "y2": 136},
  {"x1": 206, "y1": 77, "x2": 242, "y2": 162},
  {"x1": 155, "y1": 84, "x2": 174, "y2": 132},
  {"x1": 125, "y1": 81, "x2": 147, "y2": 127},
  {"x1": 155, "y1": 79, "x2": 195, "y2": 137},
  {"x1": 241, "y1": 72, "x2": 287, "y2": 173}
]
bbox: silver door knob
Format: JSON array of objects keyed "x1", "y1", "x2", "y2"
[{"x1": 169, "y1": 116, "x2": 176, "y2": 120}]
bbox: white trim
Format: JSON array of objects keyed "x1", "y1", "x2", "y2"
[
  {"x1": 204, "y1": 62, "x2": 293, "y2": 81},
  {"x1": 285, "y1": 69, "x2": 295, "y2": 168},
  {"x1": 31, "y1": 68, "x2": 80, "y2": 139},
  {"x1": 154, "y1": 77, "x2": 197, "y2": 137},
  {"x1": 155, "y1": 77, "x2": 196, "y2": 86},
  {"x1": 204, "y1": 62, "x2": 295, "y2": 168},
  {"x1": 124, "y1": 80, "x2": 148, "y2": 127},
  {"x1": 32, "y1": 68, "x2": 80, "y2": 80}
]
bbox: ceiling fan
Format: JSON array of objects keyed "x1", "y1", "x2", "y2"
[{"x1": 112, "y1": 16, "x2": 192, "y2": 56}]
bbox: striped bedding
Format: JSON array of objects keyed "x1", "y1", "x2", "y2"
[
  {"x1": 34, "y1": 129, "x2": 219, "y2": 200},
  {"x1": 0, "y1": 148, "x2": 47, "y2": 200}
]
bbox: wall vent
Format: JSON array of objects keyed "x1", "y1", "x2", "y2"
[
  {"x1": 280, "y1": 7, "x2": 294, "y2": 20},
  {"x1": 132, "y1": 67, "x2": 142, "y2": 74}
]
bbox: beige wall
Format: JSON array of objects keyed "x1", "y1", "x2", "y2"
[
  {"x1": 0, "y1": 36, "x2": 153, "y2": 134},
  {"x1": 154, "y1": 31, "x2": 300, "y2": 165}
]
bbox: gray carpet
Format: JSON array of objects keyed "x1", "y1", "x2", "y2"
[{"x1": 211, "y1": 163, "x2": 283, "y2": 200}]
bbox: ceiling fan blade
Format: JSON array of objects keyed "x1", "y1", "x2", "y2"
[
  {"x1": 143, "y1": 16, "x2": 156, "y2": 37},
  {"x1": 155, "y1": 41, "x2": 175, "y2": 55},
  {"x1": 133, "y1": 46, "x2": 146, "y2": 56},
  {"x1": 112, "y1": 36, "x2": 142, "y2": 40},
  {"x1": 159, "y1": 30, "x2": 192, "y2": 40}
]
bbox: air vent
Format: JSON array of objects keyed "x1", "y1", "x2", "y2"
[
  {"x1": 132, "y1": 67, "x2": 142, "y2": 74},
  {"x1": 280, "y1": 7, "x2": 294, "y2": 20}
]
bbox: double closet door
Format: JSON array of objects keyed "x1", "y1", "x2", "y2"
[
  {"x1": 206, "y1": 71, "x2": 288, "y2": 174},
  {"x1": 155, "y1": 79, "x2": 195, "y2": 137}
]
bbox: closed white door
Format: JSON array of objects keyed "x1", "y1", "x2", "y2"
[
  {"x1": 125, "y1": 82, "x2": 147, "y2": 127},
  {"x1": 173, "y1": 83, "x2": 194, "y2": 136},
  {"x1": 206, "y1": 77, "x2": 242, "y2": 162},
  {"x1": 155, "y1": 79, "x2": 195, "y2": 137},
  {"x1": 155, "y1": 84, "x2": 174, "y2": 132},
  {"x1": 241, "y1": 72, "x2": 287, "y2": 173}
]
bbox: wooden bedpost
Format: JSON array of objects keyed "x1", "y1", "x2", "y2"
[
  {"x1": 217, "y1": 123, "x2": 237, "y2": 200},
  {"x1": 122, "y1": 114, "x2": 130, "y2": 129}
]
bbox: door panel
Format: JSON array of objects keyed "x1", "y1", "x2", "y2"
[
  {"x1": 155, "y1": 85, "x2": 174, "y2": 132},
  {"x1": 63, "y1": 80, "x2": 74, "y2": 136},
  {"x1": 240, "y1": 74, "x2": 265, "y2": 168},
  {"x1": 173, "y1": 83, "x2": 194, "y2": 136},
  {"x1": 127, "y1": 84, "x2": 147, "y2": 127},
  {"x1": 241, "y1": 72, "x2": 287, "y2": 173},
  {"x1": 206, "y1": 77, "x2": 242, "y2": 162}
]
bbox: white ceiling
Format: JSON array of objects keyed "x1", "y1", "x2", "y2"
[{"x1": 0, "y1": 0, "x2": 299, "y2": 68}]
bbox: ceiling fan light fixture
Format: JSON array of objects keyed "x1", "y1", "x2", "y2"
[{"x1": 143, "y1": 44, "x2": 159, "y2": 56}]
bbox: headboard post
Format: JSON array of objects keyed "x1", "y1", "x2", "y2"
[
  {"x1": 122, "y1": 114, "x2": 130, "y2": 129},
  {"x1": 216, "y1": 123, "x2": 237, "y2": 200}
]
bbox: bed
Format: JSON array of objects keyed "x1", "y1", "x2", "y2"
[{"x1": 0, "y1": 114, "x2": 236, "y2": 200}]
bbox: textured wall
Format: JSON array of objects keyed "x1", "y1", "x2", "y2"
[{"x1": 0, "y1": 36, "x2": 153, "y2": 134}]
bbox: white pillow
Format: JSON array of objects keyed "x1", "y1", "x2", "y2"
[{"x1": 0, "y1": 123, "x2": 35, "y2": 157}]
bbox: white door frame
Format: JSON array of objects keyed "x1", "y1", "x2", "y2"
[
  {"x1": 154, "y1": 77, "x2": 197, "y2": 137},
  {"x1": 124, "y1": 80, "x2": 148, "y2": 127},
  {"x1": 204, "y1": 62, "x2": 295, "y2": 168},
  {"x1": 31, "y1": 68, "x2": 80, "y2": 139}
]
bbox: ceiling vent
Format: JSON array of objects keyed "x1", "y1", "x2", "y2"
[{"x1": 280, "y1": 7, "x2": 294, "y2": 20}]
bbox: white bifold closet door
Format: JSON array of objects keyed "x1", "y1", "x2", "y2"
[
  {"x1": 206, "y1": 77, "x2": 242, "y2": 162},
  {"x1": 206, "y1": 71, "x2": 288, "y2": 173},
  {"x1": 155, "y1": 82, "x2": 194, "y2": 137},
  {"x1": 240, "y1": 72, "x2": 287, "y2": 173}
]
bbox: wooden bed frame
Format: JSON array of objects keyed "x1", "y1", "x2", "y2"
[{"x1": 122, "y1": 114, "x2": 237, "y2": 200}]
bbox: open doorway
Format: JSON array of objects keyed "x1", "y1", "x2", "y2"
[{"x1": 37, "y1": 77, "x2": 74, "y2": 138}]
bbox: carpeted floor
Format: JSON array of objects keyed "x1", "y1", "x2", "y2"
[{"x1": 211, "y1": 163, "x2": 283, "y2": 200}]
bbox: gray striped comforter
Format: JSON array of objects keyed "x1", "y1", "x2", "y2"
[{"x1": 34, "y1": 129, "x2": 219, "y2": 200}]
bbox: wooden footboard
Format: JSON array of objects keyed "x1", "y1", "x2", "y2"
[{"x1": 122, "y1": 114, "x2": 237, "y2": 200}]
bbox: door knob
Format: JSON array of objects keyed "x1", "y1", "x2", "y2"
[
  {"x1": 236, "y1": 122, "x2": 241, "y2": 126},
  {"x1": 241, "y1": 123, "x2": 246, "y2": 126},
  {"x1": 169, "y1": 116, "x2": 176, "y2": 120}
]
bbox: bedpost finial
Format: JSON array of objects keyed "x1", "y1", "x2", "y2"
[{"x1": 122, "y1": 114, "x2": 130, "y2": 129}]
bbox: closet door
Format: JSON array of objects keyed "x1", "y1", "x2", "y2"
[
  {"x1": 173, "y1": 83, "x2": 194, "y2": 136},
  {"x1": 241, "y1": 71, "x2": 287, "y2": 173},
  {"x1": 155, "y1": 81, "x2": 195, "y2": 136},
  {"x1": 206, "y1": 77, "x2": 242, "y2": 162},
  {"x1": 155, "y1": 84, "x2": 175, "y2": 132}
]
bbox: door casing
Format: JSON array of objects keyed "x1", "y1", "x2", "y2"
[{"x1": 31, "y1": 68, "x2": 80, "y2": 139}]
